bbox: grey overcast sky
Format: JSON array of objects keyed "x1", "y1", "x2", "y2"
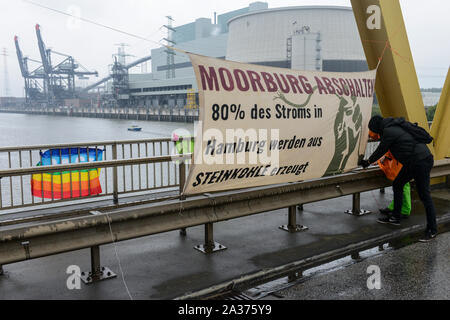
[{"x1": 1, "y1": 0, "x2": 449, "y2": 97}]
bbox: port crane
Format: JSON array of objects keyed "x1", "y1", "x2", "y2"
[
  {"x1": 14, "y1": 24, "x2": 99, "y2": 105},
  {"x1": 15, "y1": 24, "x2": 151, "y2": 107},
  {"x1": 14, "y1": 35, "x2": 47, "y2": 102},
  {"x1": 34, "y1": 24, "x2": 98, "y2": 104}
]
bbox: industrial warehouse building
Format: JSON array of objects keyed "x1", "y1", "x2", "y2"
[{"x1": 125, "y1": 2, "x2": 368, "y2": 109}]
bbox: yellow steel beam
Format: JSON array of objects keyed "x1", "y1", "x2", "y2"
[
  {"x1": 430, "y1": 68, "x2": 450, "y2": 159},
  {"x1": 350, "y1": 0, "x2": 429, "y2": 130}
]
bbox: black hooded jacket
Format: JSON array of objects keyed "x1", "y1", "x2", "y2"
[{"x1": 368, "y1": 117, "x2": 431, "y2": 166}]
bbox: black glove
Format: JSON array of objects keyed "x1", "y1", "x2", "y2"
[{"x1": 359, "y1": 159, "x2": 370, "y2": 169}]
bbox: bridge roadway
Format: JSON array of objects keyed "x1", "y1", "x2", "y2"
[
  {"x1": 266, "y1": 230, "x2": 450, "y2": 300},
  {"x1": 0, "y1": 177, "x2": 449, "y2": 299}
]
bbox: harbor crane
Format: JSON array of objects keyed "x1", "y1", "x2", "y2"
[
  {"x1": 15, "y1": 24, "x2": 151, "y2": 107},
  {"x1": 14, "y1": 35, "x2": 46, "y2": 102},
  {"x1": 35, "y1": 24, "x2": 98, "y2": 104}
]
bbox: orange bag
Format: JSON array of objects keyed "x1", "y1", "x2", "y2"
[
  {"x1": 368, "y1": 130, "x2": 402, "y2": 181},
  {"x1": 378, "y1": 151, "x2": 403, "y2": 181}
]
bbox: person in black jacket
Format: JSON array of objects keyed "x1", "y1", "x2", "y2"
[{"x1": 359, "y1": 115, "x2": 437, "y2": 242}]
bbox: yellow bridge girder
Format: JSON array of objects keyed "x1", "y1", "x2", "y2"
[
  {"x1": 351, "y1": 0, "x2": 428, "y2": 128},
  {"x1": 350, "y1": 0, "x2": 429, "y2": 130},
  {"x1": 431, "y1": 69, "x2": 450, "y2": 159}
]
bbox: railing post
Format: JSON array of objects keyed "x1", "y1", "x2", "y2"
[
  {"x1": 194, "y1": 223, "x2": 227, "y2": 254},
  {"x1": 179, "y1": 159, "x2": 186, "y2": 199},
  {"x1": 280, "y1": 205, "x2": 308, "y2": 233},
  {"x1": 80, "y1": 245, "x2": 116, "y2": 284},
  {"x1": 288, "y1": 271, "x2": 303, "y2": 282},
  {"x1": 91, "y1": 245, "x2": 101, "y2": 275},
  {"x1": 351, "y1": 251, "x2": 361, "y2": 261},
  {"x1": 353, "y1": 193, "x2": 361, "y2": 212},
  {"x1": 112, "y1": 143, "x2": 119, "y2": 204},
  {"x1": 345, "y1": 193, "x2": 371, "y2": 216},
  {"x1": 179, "y1": 158, "x2": 187, "y2": 236}
]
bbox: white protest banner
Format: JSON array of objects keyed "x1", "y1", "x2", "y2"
[{"x1": 183, "y1": 53, "x2": 376, "y2": 195}]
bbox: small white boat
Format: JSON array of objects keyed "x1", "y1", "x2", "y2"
[{"x1": 128, "y1": 125, "x2": 142, "y2": 132}]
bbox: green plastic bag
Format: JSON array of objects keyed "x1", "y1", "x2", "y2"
[{"x1": 387, "y1": 182, "x2": 411, "y2": 215}]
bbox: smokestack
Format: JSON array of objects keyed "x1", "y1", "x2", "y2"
[{"x1": 214, "y1": 12, "x2": 217, "y2": 25}]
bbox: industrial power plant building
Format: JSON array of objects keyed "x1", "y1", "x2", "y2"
[{"x1": 125, "y1": 2, "x2": 367, "y2": 109}]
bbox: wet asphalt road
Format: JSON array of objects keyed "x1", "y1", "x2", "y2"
[
  {"x1": 270, "y1": 231, "x2": 450, "y2": 300},
  {"x1": 0, "y1": 188, "x2": 448, "y2": 299}
]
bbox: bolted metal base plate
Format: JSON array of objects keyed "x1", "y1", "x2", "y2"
[
  {"x1": 345, "y1": 209, "x2": 372, "y2": 216},
  {"x1": 80, "y1": 267, "x2": 117, "y2": 284},
  {"x1": 194, "y1": 242, "x2": 227, "y2": 254},
  {"x1": 279, "y1": 224, "x2": 309, "y2": 233}
]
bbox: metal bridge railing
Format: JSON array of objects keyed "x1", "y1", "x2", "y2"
[
  {"x1": 0, "y1": 138, "x2": 377, "y2": 213},
  {"x1": 0, "y1": 138, "x2": 190, "y2": 212},
  {"x1": 1, "y1": 159, "x2": 448, "y2": 268},
  {"x1": 365, "y1": 140, "x2": 380, "y2": 158}
]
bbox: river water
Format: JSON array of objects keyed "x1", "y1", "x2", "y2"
[
  {"x1": 0, "y1": 112, "x2": 376, "y2": 211},
  {"x1": 0, "y1": 113, "x2": 194, "y2": 210},
  {"x1": 0, "y1": 113, "x2": 194, "y2": 147}
]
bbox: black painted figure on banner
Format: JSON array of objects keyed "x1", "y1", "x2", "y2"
[
  {"x1": 324, "y1": 93, "x2": 363, "y2": 176},
  {"x1": 359, "y1": 115, "x2": 437, "y2": 242},
  {"x1": 275, "y1": 87, "x2": 363, "y2": 177}
]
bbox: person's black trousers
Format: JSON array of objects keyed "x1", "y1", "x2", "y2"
[{"x1": 392, "y1": 155, "x2": 437, "y2": 233}]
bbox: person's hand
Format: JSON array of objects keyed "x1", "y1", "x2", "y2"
[{"x1": 358, "y1": 159, "x2": 370, "y2": 169}]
